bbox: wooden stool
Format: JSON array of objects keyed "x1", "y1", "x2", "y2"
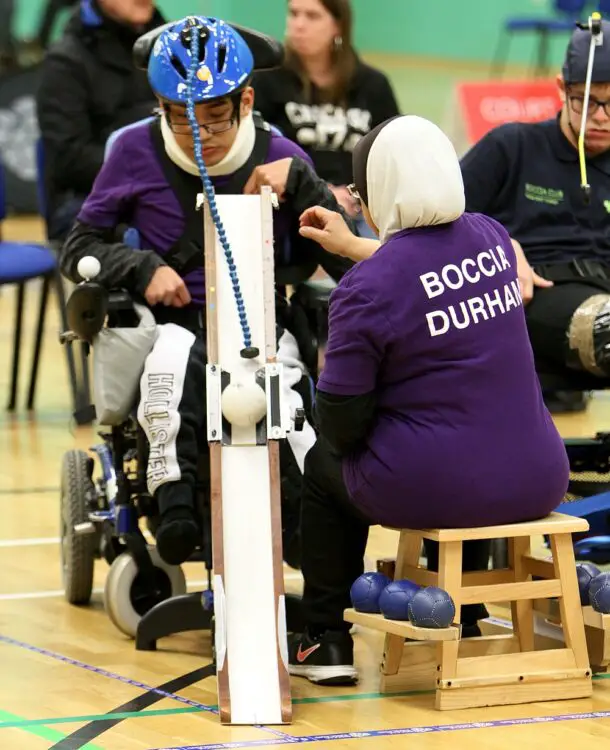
[
  {"x1": 534, "y1": 595, "x2": 610, "y2": 674},
  {"x1": 345, "y1": 512, "x2": 593, "y2": 710}
]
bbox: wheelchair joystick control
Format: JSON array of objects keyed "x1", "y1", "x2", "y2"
[{"x1": 77, "y1": 256, "x2": 101, "y2": 283}]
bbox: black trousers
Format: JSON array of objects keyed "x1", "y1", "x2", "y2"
[
  {"x1": 526, "y1": 265, "x2": 610, "y2": 376},
  {"x1": 301, "y1": 439, "x2": 490, "y2": 632}
]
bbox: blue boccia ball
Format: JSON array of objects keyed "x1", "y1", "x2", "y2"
[
  {"x1": 350, "y1": 572, "x2": 391, "y2": 613},
  {"x1": 379, "y1": 580, "x2": 421, "y2": 621},
  {"x1": 589, "y1": 572, "x2": 610, "y2": 614},
  {"x1": 408, "y1": 586, "x2": 456, "y2": 629},
  {"x1": 576, "y1": 563, "x2": 601, "y2": 605}
]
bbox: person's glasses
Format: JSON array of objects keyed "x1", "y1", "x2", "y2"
[
  {"x1": 347, "y1": 183, "x2": 361, "y2": 204},
  {"x1": 568, "y1": 94, "x2": 610, "y2": 118},
  {"x1": 163, "y1": 109, "x2": 238, "y2": 135}
]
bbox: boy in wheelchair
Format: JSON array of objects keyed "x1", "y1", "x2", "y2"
[{"x1": 60, "y1": 16, "x2": 356, "y2": 569}]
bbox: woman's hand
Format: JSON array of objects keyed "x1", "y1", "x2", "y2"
[{"x1": 299, "y1": 206, "x2": 380, "y2": 261}]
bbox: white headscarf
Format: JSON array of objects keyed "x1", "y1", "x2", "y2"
[{"x1": 363, "y1": 115, "x2": 465, "y2": 242}]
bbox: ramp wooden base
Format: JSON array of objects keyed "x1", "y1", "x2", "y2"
[
  {"x1": 352, "y1": 513, "x2": 594, "y2": 711},
  {"x1": 534, "y1": 599, "x2": 610, "y2": 673}
]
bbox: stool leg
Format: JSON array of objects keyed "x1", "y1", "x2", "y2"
[
  {"x1": 381, "y1": 531, "x2": 422, "y2": 676},
  {"x1": 436, "y1": 540, "x2": 463, "y2": 696},
  {"x1": 508, "y1": 536, "x2": 535, "y2": 651},
  {"x1": 550, "y1": 533, "x2": 590, "y2": 670},
  {"x1": 7, "y1": 283, "x2": 25, "y2": 411}
]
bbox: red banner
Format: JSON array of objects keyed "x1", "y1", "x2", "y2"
[{"x1": 456, "y1": 80, "x2": 562, "y2": 143}]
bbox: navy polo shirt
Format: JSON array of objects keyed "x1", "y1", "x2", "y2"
[{"x1": 460, "y1": 116, "x2": 610, "y2": 266}]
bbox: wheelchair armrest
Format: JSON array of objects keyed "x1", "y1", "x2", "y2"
[{"x1": 292, "y1": 277, "x2": 336, "y2": 310}]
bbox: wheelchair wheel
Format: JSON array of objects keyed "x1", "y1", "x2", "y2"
[
  {"x1": 103, "y1": 547, "x2": 187, "y2": 637},
  {"x1": 60, "y1": 449, "x2": 97, "y2": 605}
]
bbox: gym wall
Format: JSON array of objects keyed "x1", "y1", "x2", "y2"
[{"x1": 14, "y1": 0, "x2": 588, "y2": 68}]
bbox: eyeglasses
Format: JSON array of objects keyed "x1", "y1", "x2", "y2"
[
  {"x1": 568, "y1": 94, "x2": 610, "y2": 118},
  {"x1": 159, "y1": 108, "x2": 238, "y2": 135},
  {"x1": 347, "y1": 183, "x2": 361, "y2": 204}
]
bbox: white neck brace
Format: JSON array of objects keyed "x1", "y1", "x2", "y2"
[{"x1": 160, "y1": 110, "x2": 257, "y2": 178}]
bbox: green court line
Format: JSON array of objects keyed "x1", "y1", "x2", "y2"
[
  {"x1": 5, "y1": 677, "x2": 608, "y2": 731},
  {"x1": 292, "y1": 687, "x2": 431, "y2": 705},
  {"x1": 0, "y1": 706, "x2": 203, "y2": 728},
  {"x1": 0, "y1": 709, "x2": 105, "y2": 748}
]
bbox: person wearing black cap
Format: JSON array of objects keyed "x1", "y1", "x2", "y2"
[
  {"x1": 459, "y1": 19, "x2": 610, "y2": 402},
  {"x1": 287, "y1": 114, "x2": 569, "y2": 686}
]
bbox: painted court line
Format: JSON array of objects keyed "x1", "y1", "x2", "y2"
[
  {"x1": 48, "y1": 666, "x2": 216, "y2": 750},
  {"x1": 3, "y1": 675, "x2": 609, "y2": 732},
  {"x1": 0, "y1": 572, "x2": 301, "y2": 601},
  {"x1": 0, "y1": 709, "x2": 104, "y2": 750},
  {"x1": 0, "y1": 486, "x2": 59, "y2": 496},
  {"x1": 0, "y1": 635, "x2": 292, "y2": 742},
  {"x1": 153, "y1": 711, "x2": 610, "y2": 750},
  {"x1": 0, "y1": 634, "x2": 219, "y2": 715},
  {"x1": 0, "y1": 536, "x2": 60, "y2": 548}
]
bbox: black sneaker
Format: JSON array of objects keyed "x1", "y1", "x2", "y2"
[{"x1": 288, "y1": 630, "x2": 358, "y2": 685}]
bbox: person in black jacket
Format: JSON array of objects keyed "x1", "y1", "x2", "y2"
[
  {"x1": 459, "y1": 21, "x2": 610, "y2": 412},
  {"x1": 60, "y1": 16, "x2": 355, "y2": 568},
  {"x1": 36, "y1": 0, "x2": 165, "y2": 240},
  {"x1": 251, "y1": 0, "x2": 400, "y2": 236}
]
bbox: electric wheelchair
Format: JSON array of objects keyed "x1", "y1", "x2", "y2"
[{"x1": 58, "y1": 251, "x2": 334, "y2": 649}]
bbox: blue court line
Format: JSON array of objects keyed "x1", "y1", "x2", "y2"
[{"x1": 153, "y1": 711, "x2": 610, "y2": 750}]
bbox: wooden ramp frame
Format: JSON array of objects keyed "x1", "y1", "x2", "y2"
[
  {"x1": 204, "y1": 188, "x2": 291, "y2": 725},
  {"x1": 345, "y1": 512, "x2": 594, "y2": 710},
  {"x1": 534, "y1": 597, "x2": 610, "y2": 673}
]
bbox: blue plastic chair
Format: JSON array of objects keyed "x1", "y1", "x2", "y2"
[
  {"x1": 0, "y1": 159, "x2": 59, "y2": 413},
  {"x1": 491, "y1": 0, "x2": 587, "y2": 78}
]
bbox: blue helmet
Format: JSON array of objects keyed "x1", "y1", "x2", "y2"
[{"x1": 148, "y1": 16, "x2": 254, "y2": 104}]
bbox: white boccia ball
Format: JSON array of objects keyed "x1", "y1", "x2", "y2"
[
  {"x1": 77, "y1": 256, "x2": 101, "y2": 281},
  {"x1": 221, "y1": 380, "x2": 267, "y2": 427}
]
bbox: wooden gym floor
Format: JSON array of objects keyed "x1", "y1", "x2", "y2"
[{"x1": 1, "y1": 216, "x2": 610, "y2": 749}]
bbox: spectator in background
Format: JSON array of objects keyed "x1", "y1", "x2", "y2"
[
  {"x1": 252, "y1": 0, "x2": 400, "y2": 236},
  {"x1": 36, "y1": 0, "x2": 79, "y2": 51},
  {"x1": 0, "y1": 0, "x2": 17, "y2": 71},
  {"x1": 36, "y1": 0, "x2": 165, "y2": 241}
]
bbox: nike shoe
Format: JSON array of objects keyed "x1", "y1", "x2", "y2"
[{"x1": 288, "y1": 630, "x2": 358, "y2": 685}]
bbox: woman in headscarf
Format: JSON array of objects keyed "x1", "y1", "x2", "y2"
[{"x1": 287, "y1": 115, "x2": 570, "y2": 686}]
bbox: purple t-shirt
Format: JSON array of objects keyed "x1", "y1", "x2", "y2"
[
  {"x1": 78, "y1": 121, "x2": 315, "y2": 306},
  {"x1": 318, "y1": 212, "x2": 569, "y2": 529}
]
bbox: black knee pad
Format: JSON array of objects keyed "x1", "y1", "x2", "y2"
[{"x1": 568, "y1": 295, "x2": 610, "y2": 377}]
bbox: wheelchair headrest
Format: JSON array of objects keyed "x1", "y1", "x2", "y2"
[
  {"x1": 66, "y1": 283, "x2": 109, "y2": 343},
  {"x1": 133, "y1": 21, "x2": 284, "y2": 73}
]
